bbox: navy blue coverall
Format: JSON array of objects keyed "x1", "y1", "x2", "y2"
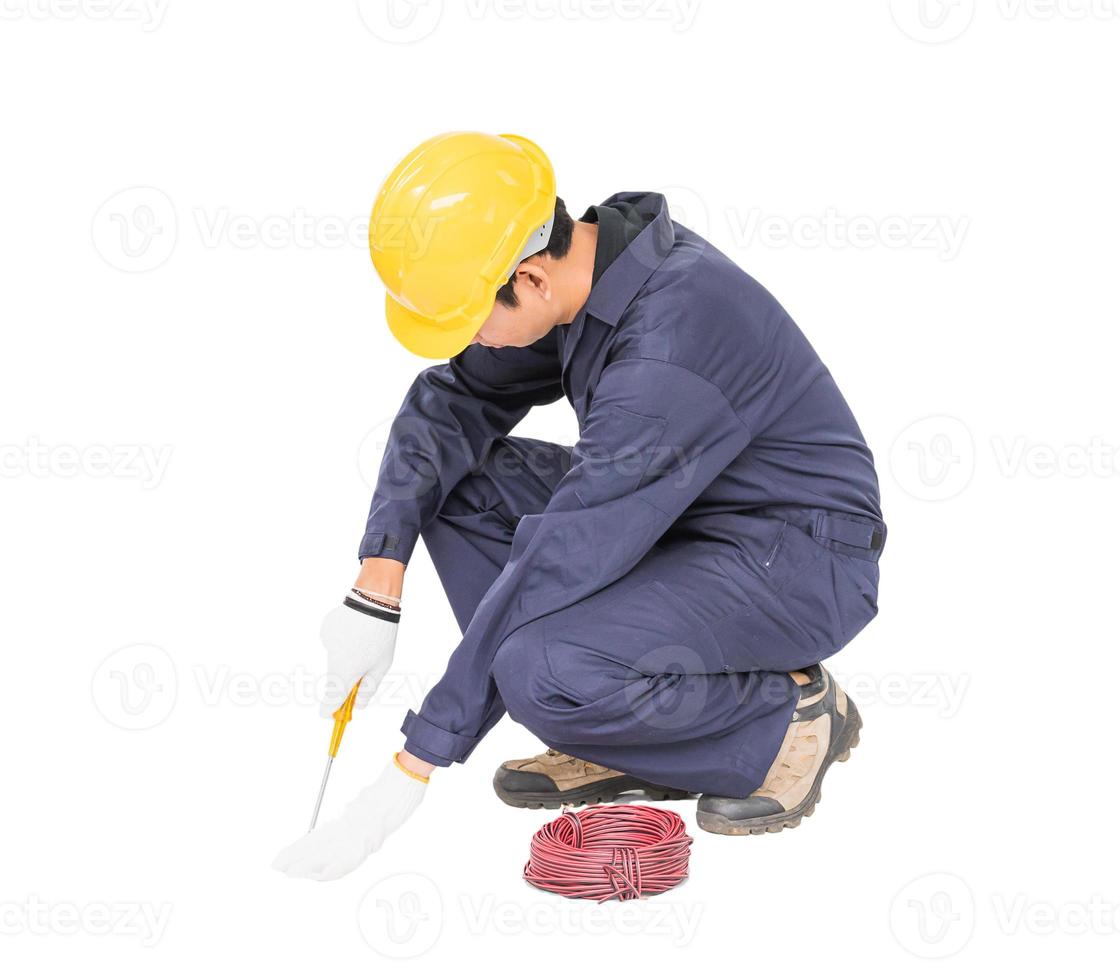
[{"x1": 360, "y1": 192, "x2": 885, "y2": 798}]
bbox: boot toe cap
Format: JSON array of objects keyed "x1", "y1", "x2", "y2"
[
  {"x1": 493, "y1": 766, "x2": 557, "y2": 794},
  {"x1": 697, "y1": 795, "x2": 785, "y2": 821}
]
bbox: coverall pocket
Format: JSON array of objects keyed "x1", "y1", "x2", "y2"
[
  {"x1": 772, "y1": 524, "x2": 880, "y2": 647},
  {"x1": 542, "y1": 579, "x2": 725, "y2": 705},
  {"x1": 764, "y1": 521, "x2": 828, "y2": 589},
  {"x1": 720, "y1": 519, "x2": 825, "y2": 596},
  {"x1": 831, "y1": 553, "x2": 880, "y2": 646},
  {"x1": 710, "y1": 523, "x2": 872, "y2": 673}
]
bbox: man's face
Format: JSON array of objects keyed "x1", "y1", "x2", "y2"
[{"x1": 471, "y1": 263, "x2": 556, "y2": 350}]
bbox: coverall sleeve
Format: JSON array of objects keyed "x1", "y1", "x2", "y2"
[
  {"x1": 401, "y1": 356, "x2": 754, "y2": 765},
  {"x1": 359, "y1": 332, "x2": 564, "y2": 563}
]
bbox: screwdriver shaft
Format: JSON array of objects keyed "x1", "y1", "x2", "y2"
[
  {"x1": 308, "y1": 756, "x2": 334, "y2": 832},
  {"x1": 306, "y1": 682, "x2": 361, "y2": 833}
]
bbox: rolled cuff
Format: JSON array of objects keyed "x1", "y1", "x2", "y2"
[
  {"x1": 400, "y1": 709, "x2": 482, "y2": 766},
  {"x1": 358, "y1": 527, "x2": 418, "y2": 564}
]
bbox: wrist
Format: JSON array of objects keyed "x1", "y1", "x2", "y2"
[
  {"x1": 396, "y1": 749, "x2": 435, "y2": 780},
  {"x1": 355, "y1": 556, "x2": 405, "y2": 603}
]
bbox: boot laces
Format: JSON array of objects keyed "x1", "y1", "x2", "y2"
[{"x1": 767, "y1": 733, "x2": 819, "y2": 794}]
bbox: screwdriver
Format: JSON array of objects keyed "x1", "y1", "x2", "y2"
[{"x1": 308, "y1": 680, "x2": 361, "y2": 832}]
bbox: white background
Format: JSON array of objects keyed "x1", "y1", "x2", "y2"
[{"x1": 2, "y1": 0, "x2": 1117, "y2": 973}]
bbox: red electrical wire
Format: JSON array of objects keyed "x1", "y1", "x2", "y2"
[{"x1": 524, "y1": 804, "x2": 692, "y2": 902}]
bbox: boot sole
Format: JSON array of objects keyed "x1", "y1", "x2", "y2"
[
  {"x1": 493, "y1": 773, "x2": 696, "y2": 810},
  {"x1": 696, "y1": 701, "x2": 863, "y2": 836}
]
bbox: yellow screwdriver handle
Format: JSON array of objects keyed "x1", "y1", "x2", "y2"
[{"x1": 327, "y1": 681, "x2": 361, "y2": 758}]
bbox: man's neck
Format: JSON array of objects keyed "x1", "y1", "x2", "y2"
[{"x1": 554, "y1": 220, "x2": 598, "y2": 325}]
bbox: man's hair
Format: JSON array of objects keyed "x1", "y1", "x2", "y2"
[{"x1": 494, "y1": 197, "x2": 574, "y2": 308}]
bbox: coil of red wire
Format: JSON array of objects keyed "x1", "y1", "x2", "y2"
[{"x1": 523, "y1": 804, "x2": 692, "y2": 902}]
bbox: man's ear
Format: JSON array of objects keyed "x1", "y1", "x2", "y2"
[{"x1": 514, "y1": 261, "x2": 552, "y2": 302}]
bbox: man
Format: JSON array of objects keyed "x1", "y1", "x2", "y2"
[{"x1": 274, "y1": 132, "x2": 885, "y2": 881}]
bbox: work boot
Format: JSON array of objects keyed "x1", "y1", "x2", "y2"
[
  {"x1": 696, "y1": 665, "x2": 862, "y2": 835},
  {"x1": 493, "y1": 748, "x2": 695, "y2": 809}
]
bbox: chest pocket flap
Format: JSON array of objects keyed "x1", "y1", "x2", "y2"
[{"x1": 571, "y1": 404, "x2": 669, "y2": 509}]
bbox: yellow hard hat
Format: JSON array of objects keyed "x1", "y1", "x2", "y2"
[{"x1": 369, "y1": 132, "x2": 557, "y2": 359}]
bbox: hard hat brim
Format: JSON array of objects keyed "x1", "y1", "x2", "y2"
[{"x1": 385, "y1": 293, "x2": 489, "y2": 360}]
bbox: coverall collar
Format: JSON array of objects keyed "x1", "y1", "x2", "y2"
[{"x1": 581, "y1": 192, "x2": 676, "y2": 327}]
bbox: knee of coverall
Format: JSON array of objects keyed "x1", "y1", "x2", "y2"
[
  {"x1": 491, "y1": 619, "x2": 590, "y2": 746},
  {"x1": 492, "y1": 615, "x2": 695, "y2": 748}
]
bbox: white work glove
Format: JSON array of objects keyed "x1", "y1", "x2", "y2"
[
  {"x1": 272, "y1": 756, "x2": 427, "y2": 881},
  {"x1": 319, "y1": 592, "x2": 400, "y2": 717}
]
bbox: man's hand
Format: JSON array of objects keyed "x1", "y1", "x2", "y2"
[
  {"x1": 319, "y1": 592, "x2": 400, "y2": 717},
  {"x1": 272, "y1": 755, "x2": 428, "y2": 881}
]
